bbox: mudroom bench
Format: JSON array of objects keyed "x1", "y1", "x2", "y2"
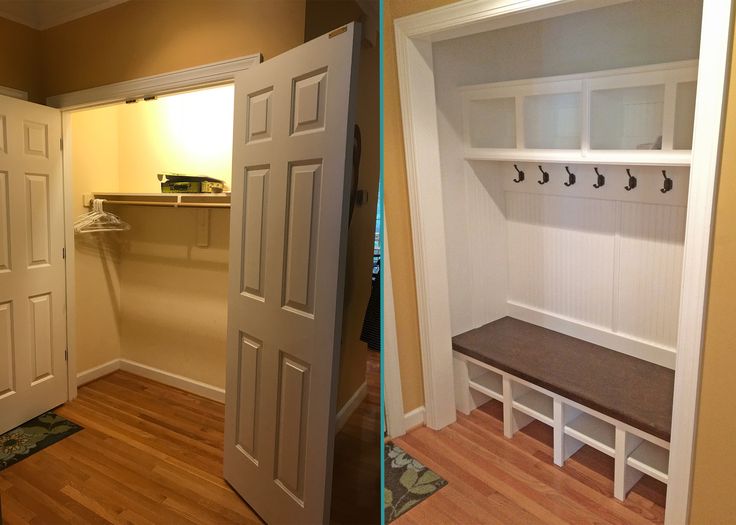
[{"x1": 452, "y1": 316, "x2": 674, "y2": 501}]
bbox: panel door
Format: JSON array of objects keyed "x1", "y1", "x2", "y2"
[
  {"x1": 0, "y1": 95, "x2": 66, "y2": 434},
  {"x1": 224, "y1": 24, "x2": 360, "y2": 524}
]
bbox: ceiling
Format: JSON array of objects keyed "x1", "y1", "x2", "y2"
[{"x1": 0, "y1": 0, "x2": 129, "y2": 30}]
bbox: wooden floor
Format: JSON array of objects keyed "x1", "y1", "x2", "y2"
[
  {"x1": 331, "y1": 350, "x2": 381, "y2": 524},
  {"x1": 393, "y1": 401, "x2": 667, "y2": 525},
  {"x1": 0, "y1": 353, "x2": 380, "y2": 524}
]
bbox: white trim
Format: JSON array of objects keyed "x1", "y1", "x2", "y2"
[
  {"x1": 119, "y1": 359, "x2": 225, "y2": 403},
  {"x1": 36, "y1": 0, "x2": 131, "y2": 31},
  {"x1": 336, "y1": 381, "x2": 368, "y2": 433},
  {"x1": 384, "y1": 222, "x2": 407, "y2": 438},
  {"x1": 62, "y1": 111, "x2": 77, "y2": 401},
  {"x1": 404, "y1": 406, "x2": 426, "y2": 431},
  {"x1": 666, "y1": 1, "x2": 733, "y2": 522},
  {"x1": 0, "y1": 86, "x2": 28, "y2": 101},
  {"x1": 75, "y1": 358, "x2": 226, "y2": 403},
  {"x1": 47, "y1": 54, "x2": 262, "y2": 110},
  {"x1": 76, "y1": 359, "x2": 120, "y2": 386},
  {"x1": 0, "y1": 0, "x2": 131, "y2": 30},
  {"x1": 393, "y1": 0, "x2": 732, "y2": 522},
  {"x1": 395, "y1": 21, "x2": 457, "y2": 431}
]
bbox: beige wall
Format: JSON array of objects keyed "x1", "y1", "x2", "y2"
[
  {"x1": 688, "y1": 25, "x2": 736, "y2": 523},
  {"x1": 0, "y1": 17, "x2": 43, "y2": 102},
  {"x1": 71, "y1": 86, "x2": 234, "y2": 388},
  {"x1": 384, "y1": 0, "x2": 457, "y2": 412},
  {"x1": 70, "y1": 106, "x2": 122, "y2": 371},
  {"x1": 40, "y1": 0, "x2": 306, "y2": 98}
]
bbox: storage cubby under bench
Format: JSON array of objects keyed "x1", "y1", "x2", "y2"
[{"x1": 452, "y1": 316, "x2": 673, "y2": 501}]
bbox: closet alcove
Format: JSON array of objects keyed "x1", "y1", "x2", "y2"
[{"x1": 432, "y1": 0, "x2": 703, "y2": 503}]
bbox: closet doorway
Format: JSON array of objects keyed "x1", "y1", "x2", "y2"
[
  {"x1": 0, "y1": 21, "x2": 362, "y2": 525},
  {"x1": 392, "y1": 1, "x2": 730, "y2": 523}
]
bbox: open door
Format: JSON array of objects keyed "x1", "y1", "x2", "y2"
[
  {"x1": 0, "y1": 95, "x2": 67, "y2": 434},
  {"x1": 224, "y1": 23, "x2": 360, "y2": 524}
]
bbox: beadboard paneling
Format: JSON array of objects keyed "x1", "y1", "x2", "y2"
[
  {"x1": 507, "y1": 192, "x2": 616, "y2": 330},
  {"x1": 615, "y1": 202, "x2": 686, "y2": 348}
]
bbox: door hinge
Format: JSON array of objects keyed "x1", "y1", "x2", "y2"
[
  {"x1": 65, "y1": 349, "x2": 69, "y2": 361},
  {"x1": 60, "y1": 137, "x2": 63, "y2": 151},
  {"x1": 62, "y1": 247, "x2": 66, "y2": 259}
]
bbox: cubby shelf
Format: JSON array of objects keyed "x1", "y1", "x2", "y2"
[
  {"x1": 512, "y1": 390, "x2": 553, "y2": 426},
  {"x1": 468, "y1": 371, "x2": 503, "y2": 402},
  {"x1": 454, "y1": 352, "x2": 670, "y2": 502},
  {"x1": 627, "y1": 441, "x2": 669, "y2": 484},
  {"x1": 565, "y1": 413, "x2": 616, "y2": 457},
  {"x1": 461, "y1": 60, "x2": 697, "y2": 167}
]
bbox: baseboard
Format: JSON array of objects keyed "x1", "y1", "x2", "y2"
[
  {"x1": 76, "y1": 359, "x2": 121, "y2": 386},
  {"x1": 404, "y1": 406, "x2": 426, "y2": 431},
  {"x1": 116, "y1": 359, "x2": 225, "y2": 403},
  {"x1": 336, "y1": 381, "x2": 368, "y2": 433}
]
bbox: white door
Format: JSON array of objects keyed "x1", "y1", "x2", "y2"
[
  {"x1": 0, "y1": 95, "x2": 67, "y2": 434},
  {"x1": 224, "y1": 23, "x2": 360, "y2": 524}
]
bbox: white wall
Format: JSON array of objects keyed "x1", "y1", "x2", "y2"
[{"x1": 432, "y1": 1, "x2": 702, "y2": 361}]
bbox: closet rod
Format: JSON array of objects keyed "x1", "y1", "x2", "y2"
[{"x1": 95, "y1": 200, "x2": 231, "y2": 208}]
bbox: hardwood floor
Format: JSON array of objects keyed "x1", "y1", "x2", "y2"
[
  {"x1": 393, "y1": 401, "x2": 667, "y2": 525},
  {"x1": 0, "y1": 354, "x2": 381, "y2": 525},
  {"x1": 331, "y1": 350, "x2": 381, "y2": 525}
]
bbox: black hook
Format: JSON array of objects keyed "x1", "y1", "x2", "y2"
[
  {"x1": 661, "y1": 170, "x2": 673, "y2": 193},
  {"x1": 537, "y1": 165, "x2": 549, "y2": 185},
  {"x1": 625, "y1": 169, "x2": 637, "y2": 191},
  {"x1": 593, "y1": 167, "x2": 605, "y2": 189},
  {"x1": 564, "y1": 166, "x2": 576, "y2": 187},
  {"x1": 513, "y1": 164, "x2": 525, "y2": 183}
]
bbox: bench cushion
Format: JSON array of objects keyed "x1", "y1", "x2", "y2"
[{"x1": 452, "y1": 316, "x2": 674, "y2": 441}]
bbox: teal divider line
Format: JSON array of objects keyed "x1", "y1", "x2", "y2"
[{"x1": 379, "y1": 0, "x2": 386, "y2": 523}]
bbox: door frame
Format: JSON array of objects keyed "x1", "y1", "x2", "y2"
[
  {"x1": 51, "y1": 54, "x2": 261, "y2": 399},
  {"x1": 393, "y1": 0, "x2": 732, "y2": 523}
]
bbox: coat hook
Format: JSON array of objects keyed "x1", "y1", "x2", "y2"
[
  {"x1": 625, "y1": 169, "x2": 637, "y2": 191},
  {"x1": 513, "y1": 164, "x2": 525, "y2": 183},
  {"x1": 661, "y1": 170, "x2": 673, "y2": 193},
  {"x1": 564, "y1": 166, "x2": 576, "y2": 187},
  {"x1": 593, "y1": 167, "x2": 605, "y2": 189},
  {"x1": 537, "y1": 165, "x2": 549, "y2": 185}
]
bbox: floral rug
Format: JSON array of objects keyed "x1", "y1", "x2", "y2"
[
  {"x1": 384, "y1": 442, "x2": 448, "y2": 523},
  {"x1": 0, "y1": 412, "x2": 82, "y2": 471}
]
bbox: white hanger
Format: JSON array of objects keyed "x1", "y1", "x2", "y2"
[{"x1": 74, "y1": 199, "x2": 131, "y2": 234}]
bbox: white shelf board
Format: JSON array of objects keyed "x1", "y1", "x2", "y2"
[
  {"x1": 564, "y1": 412, "x2": 616, "y2": 457},
  {"x1": 627, "y1": 440, "x2": 669, "y2": 484},
  {"x1": 468, "y1": 371, "x2": 503, "y2": 402},
  {"x1": 464, "y1": 148, "x2": 692, "y2": 166},
  {"x1": 512, "y1": 390, "x2": 553, "y2": 426}
]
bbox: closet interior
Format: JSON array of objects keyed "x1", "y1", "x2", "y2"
[
  {"x1": 435, "y1": 0, "x2": 702, "y2": 502},
  {"x1": 71, "y1": 84, "x2": 234, "y2": 396}
]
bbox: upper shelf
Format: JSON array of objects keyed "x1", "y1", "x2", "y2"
[
  {"x1": 88, "y1": 192, "x2": 231, "y2": 208},
  {"x1": 460, "y1": 60, "x2": 698, "y2": 166}
]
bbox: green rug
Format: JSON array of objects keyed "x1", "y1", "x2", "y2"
[
  {"x1": 384, "y1": 442, "x2": 448, "y2": 523},
  {"x1": 0, "y1": 412, "x2": 82, "y2": 471}
]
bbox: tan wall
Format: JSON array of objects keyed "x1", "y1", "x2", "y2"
[
  {"x1": 688, "y1": 26, "x2": 736, "y2": 524},
  {"x1": 114, "y1": 86, "x2": 232, "y2": 386},
  {"x1": 305, "y1": 0, "x2": 381, "y2": 410},
  {"x1": 40, "y1": 0, "x2": 306, "y2": 98},
  {"x1": 70, "y1": 106, "x2": 122, "y2": 371},
  {"x1": 0, "y1": 17, "x2": 42, "y2": 102},
  {"x1": 384, "y1": 0, "x2": 457, "y2": 412}
]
